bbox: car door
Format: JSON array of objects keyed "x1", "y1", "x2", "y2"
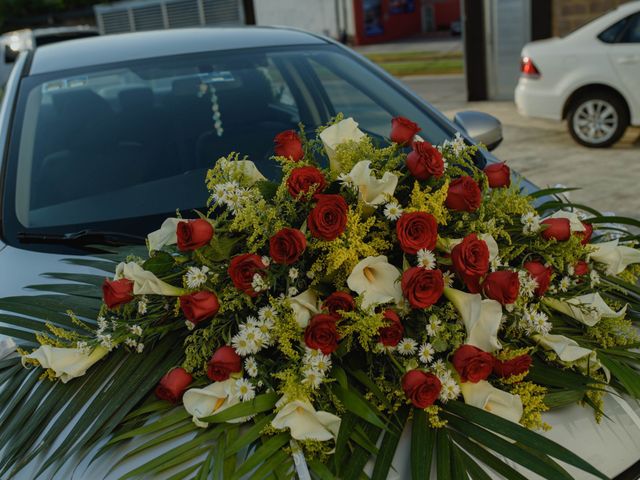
[{"x1": 606, "y1": 12, "x2": 640, "y2": 116}]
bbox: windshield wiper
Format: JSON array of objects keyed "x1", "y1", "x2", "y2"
[{"x1": 17, "y1": 229, "x2": 145, "y2": 247}]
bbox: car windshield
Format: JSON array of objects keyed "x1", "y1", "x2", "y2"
[{"x1": 3, "y1": 44, "x2": 453, "y2": 248}]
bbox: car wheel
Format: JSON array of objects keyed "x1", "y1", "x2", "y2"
[{"x1": 567, "y1": 92, "x2": 628, "y2": 148}]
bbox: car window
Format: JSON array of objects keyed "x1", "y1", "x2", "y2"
[
  {"x1": 3, "y1": 45, "x2": 452, "y2": 250},
  {"x1": 598, "y1": 17, "x2": 629, "y2": 43},
  {"x1": 619, "y1": 13, "x2": 640, "y2": 42}
]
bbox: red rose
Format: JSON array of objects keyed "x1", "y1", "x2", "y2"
[
  {"x1": 484, "y1": 162, "x2": 511, "y2": 188},
  {"x1": 180, "y1": 291, "x2": 220, "y2": 324},
  {"x1": 452, "y1": 345, "x2": 494, "y2": 383},
  {"x1": 578, "y1": 222, "x2": 593, "y2": 245},
  {"x1": 177, "y1": 219, "x2": 214, "y2": 251},
  {"x1": 304, "y1": 314, "x2": 339, "y2": 354},
  {"x1": 574, "y1": 260, "x2": 589, "y2": 276},
  {"x1": 378, "y1": 309, "x2": 404, "y2": 347},
  {"x1": 308, "y1": 194, "x2": 348, "y2": 241},
  {"x1": 451, "y1": 234, "x2": 490, "y2": 293},
  {"x1": 207, "y1": 346, "x2": 242, "y2": 381},
  {"x1": 446, "y1": 176, "x2": 482, "y2": 212},
  {"x1": 228, "y1": 253, "x2": 267, "y2": 296},
  {"x1": 155, "y1": 367, "x2": 193, "y2": 403},
  {"x1": 269, "y1": 228, "x2": 306, "y2": 265},
  {"x1": 524, "y1": 261, "x2": 553, "y2": 297},
  {"x1": 322, "y1": 292, "x2": 355, "y2": 318},
  {"x1": 390, "y1": 116, "x2": 421, "y2": 145},
  {"x1": 401, "y1": 267, "x2": 444, "y2": 309},
  {"x1": 406, "y1": 141, "x2": 444, "y2": 180},
  {"x1": 102, "y1": 278, "x2": 134, "y2": 309},
  {"x1": 396, "y1": 212, "x2": 438, "y2": 255},
  {"x1": 493, "y1": 354, "x2": 532, "y2": 378},
  {"x1": 287, "y1": 166, "x2": 327, "y2": 199},
  {"x1": 541, "y1": 218, "x2": 571, "y2": 241},
  {"x1": 401, "y1": 370, "x2": 442, "y2": 408},
  {"x1": 481, "y1": 270, "x2": 520, "y2": 305},
  {"x1": 274, "y1": 130, "x2": 304, "y2": 161}
]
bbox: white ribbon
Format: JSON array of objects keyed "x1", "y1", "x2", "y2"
[
  {"x1": 290, "y1": 440, "x2": 311, "y2": 480},
  {"x1": 609, "y1": 394, "x2": 640, "y2": 433}
]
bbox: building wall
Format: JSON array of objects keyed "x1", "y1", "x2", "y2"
[
  {"x1": 352, "y1": 0, "x2": 423, "y2": 45},
  {"x1": 553, "y1": 0, "x2": 631, "y2": 36},
  {"x1": 253, "y1": 0, "x2": 356, "y2": 41}
]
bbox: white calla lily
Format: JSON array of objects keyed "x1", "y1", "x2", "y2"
[
  {"x1": 439, "y1": 234, "x2": 499, "y2": 261},
  {"x1": 183, "y1": 379, "x2": 243, "y2": 427},
  {"x1": 22, "y1": 345, "x2": 108, "y2": 383},
  {"x1": 544, "y1": 293, "x2": 626, "y2": 327},
  {"x1": 289, "y1": 289, "x2": 320, "y2": 328},
  {"x1": 347, "y1": 256, "x2": 402, "y2": 311},
  {"x1": 147, "y1": 218, "x2": 186, "y2": 252},
  {"x1": 460, "y1": 380, "x2": 523, "y2": 423},
  {"x1": 319, "y1": 118, "x2": 366, "y2": 172},
  {"x1": 115, "y1": 262, "x2": 185, "y2": 296},
  {"x1": 547, "y1": 211, "x2": 586, "y2": 232},
  {"x1": 271, "y1": 399, "x2": 341, "y2": 441},
  {"x1": 348, "y1": 161, "x2": 398, "y2": 207},
  {"x1": 444, "y1": 287, "x2": 502, "y2": 352},
  {"x1": 590, "y1": 240, "x2": 640, "y2": 275},
  {"x1": 533, "y1": 334, "x2": 609, "y2": 381},
  {"x1": 0, "y1": 336, "x2": 16, "y2": 360},
  {"x1": 226, "y1": 159, "x2": 267, "y2": 186}
]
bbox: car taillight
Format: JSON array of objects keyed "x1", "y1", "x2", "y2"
[{"x1": 520, "y1": 56, "x2": 540, "y2": 77}]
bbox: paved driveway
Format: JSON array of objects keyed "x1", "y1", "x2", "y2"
[{"x1": 402, "y1": 75, "x2": 640, "y2": 218}]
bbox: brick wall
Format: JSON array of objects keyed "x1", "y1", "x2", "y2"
[{"x1": 553, "y1": 0, "x2": 631, "y2": 36}]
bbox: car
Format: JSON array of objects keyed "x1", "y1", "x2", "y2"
[
  {"x1": 0, "y1": 26, "x2": 99, "y2": 86},
  {"x1": 515, "y1": 1, "x2": 640, "y2": 148},
  {"x1": 0, "y1": 27, "x2": 638, "y2": 479}
]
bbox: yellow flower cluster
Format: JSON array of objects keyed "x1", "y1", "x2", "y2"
[
  {"x1": 406, "y1": 180, "x2": 450, "y2": 225},
  {"x1": 509, "y1": 381, "x2": 550, "y2": 431}
]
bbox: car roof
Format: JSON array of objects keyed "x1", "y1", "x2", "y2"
[{"x1": 29, "y1": 27, "x2": 328, "y2": 75}]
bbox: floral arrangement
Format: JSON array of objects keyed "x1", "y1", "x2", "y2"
[{"x1": 6, "y1": 115, "x2": 640, "y2": 479}]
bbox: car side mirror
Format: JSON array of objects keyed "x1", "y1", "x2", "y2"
[
  {"x1": 4, "y1": 44, "x2": 19, "y2": 63},
  {"x1": 453, "y1": 111, "x2": 503, "y2": 151}
]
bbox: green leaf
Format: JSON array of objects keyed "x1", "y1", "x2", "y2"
[
  {"x1": 446, "y1": 401, "x2": 607, "y2": 479},
  {"x1": 256, "y1": 180, "x2": 279, "y2": 200},
  {"x1": 308, "y1": 458, "x2": 336, "y2": 480},
  {"x1": 449, "y1": 431, "x2": 529, "y2": 480},
  {"x1": 332, "y1": 365, "x2": 348, "y2": 390},
  {"x1": 332, "y1": 385, "x2": 387, "y2": 430},
  {"x1": 410, "y1": 409, "x2": 435, "y2": 480},
  {"x1": 339, "y1": 422, "x2": 381, "y2": 480},
  {"x1": 213, "y1": 436, "x2": 226, "y2": 480},
  {"x1": 226, "y1": 414, "x2": 275, "y2": 456},
  {"x1": 452, "y1": 442, "x2": 492, "y2": 480},
  {"x1": 543, "y1": 389, "x2": 586, "y2": 408},
  {"x1": 107, "y1": 408, "x2": 190, "y2": 445},
  {"x1": 587, "y1": 215, "x2": 640, "y2": 230},
  {"x1": 248, "y1": 449, "x2": 290, "y2": 480},
  {"x1": 371, "y1": 407, "x2": 409, "y2": 480},
  {"x1": 334, "y1": 412, "x2": 357, "y2": 470},
  {"x1": 442, "y1": 409, "x2": 579, "y2": 480},
  {"x1": 229, "y1": 433, "x2": 290, "y2": 480},
  {"x1": 435, "y1": 428, "x2": 451, "y2": 480},
  {"x1": 599, "y1": 352, "x2": 640, "y2": 398},
  {"x1": 536, "y1": 201, "x2": 601, "y2": 217},
  {"x1": 528, "y1": 187, "x2": 580, "y2": 199},
  {"x1": 200, "y1": 392, "x2": 278, "y2": 423},
  {"x1": 143, "y1": 251, "x2": 176, "y2": 276}
]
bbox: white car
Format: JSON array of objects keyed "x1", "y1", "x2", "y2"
[{"x1": 515, "y1": 1, "x2": 640, "y2": 148}]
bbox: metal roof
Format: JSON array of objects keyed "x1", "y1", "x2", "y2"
[{"x1": 29, "y1": 27, "x2": 327, "y2": 75}]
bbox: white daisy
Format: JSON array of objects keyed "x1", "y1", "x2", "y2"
[
  {"x1": 338, "y1": 173, "x2": 355, "y2": 191},
  {"x1": 185, "y1": 320, "x2": 195, "y2": 331},
  {"x1": 98, "y1": 334, "x2": 114, "y2": 351},
  {"x1": 302, "y1": 368, "x2": 324, "y2": 389},
  {"x1": 136, "y1": 343, "x2": 145, "y2": 353},
  {"x1": 416, "y1": 249, "x2": 436, "y2": 270},
  {"x1": 439, "y1": 377, "x2": 461, "y2": 402},
  {"x1": 231, "y1": 331, "x2": 252, "y2": 357},
  {"x1": 288, "y1": 286, "x2": 299, "y2": 297},
  {"x1": 137, "y1": 296, "x2": 148, "y2": 315},
  {"x1": 97, "y1": 316, "x2": 108, "y2": 333},
  {"x1": 236, "y1": 378, "x2": 256, "y2": 402},
  {"x1": 258, "y1": 306, "x2": 277, "y2": 322},
  {"x1": 185, "y1": 266, "x2": 210, "y2": 289},
  {"x1": 383, "y1": 202, "x2": 403, "y2": 221},
  {"x1": 76, "y1": 341, "x2": 90, "y2": 355},
  {"x1": 124, "y1": 338, "x2": 137, "y2": 348},
  {"x1": 518, "y1": 271, "x2": 538, "y2": 298},
  {"x1": 559, "y1": 276, "x2": 571, "y2": 292},
  {"x1": 397, "y1": 338, "x2": 418, "y2": 356},
  {"x1": 431, "y1": 359, "x2": 448, "y2": 377},
  {"x1": 418, "y1": 343, "x2": 435, "y2": 364},
  {"x1": 521, "y1": 212, "x2": 541, "y2": 235},
  {"x1": 288, "y1": 268, "x2": 299, "y2": 281},
  {"x1": 590, "y1": 270, "x2": 601, "y2": 287},
  {"x1": 261, "y1": 256, "x2": 271, "y2": 267},
  {"x1": 129, "y1": 324, "x2": 143, "y2": 336},
  {"x1": 251, "y1": 273, "x2": 268, "y2": 293},
  {"x1": 442, "y1": 270, "x2": 455, "y2": 288},
  {"x1": 244, "y1": 357, "x2": 258, "y2": 377},
  {"x1": 426, "y1": 316, "x2": 442, "y2": 337}
]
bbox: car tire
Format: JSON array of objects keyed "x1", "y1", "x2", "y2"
[{"x1": 566, "y1": 91, "x2": 628, "y2": 148}]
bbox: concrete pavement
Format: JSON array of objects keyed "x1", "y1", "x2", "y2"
[{"x1": 401, "y1": 74, "x2": 640, "y2": 218}]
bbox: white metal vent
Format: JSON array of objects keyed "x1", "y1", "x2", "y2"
[{"x1": 95, "y1": 0, "x2": 245, "y2": 35}]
